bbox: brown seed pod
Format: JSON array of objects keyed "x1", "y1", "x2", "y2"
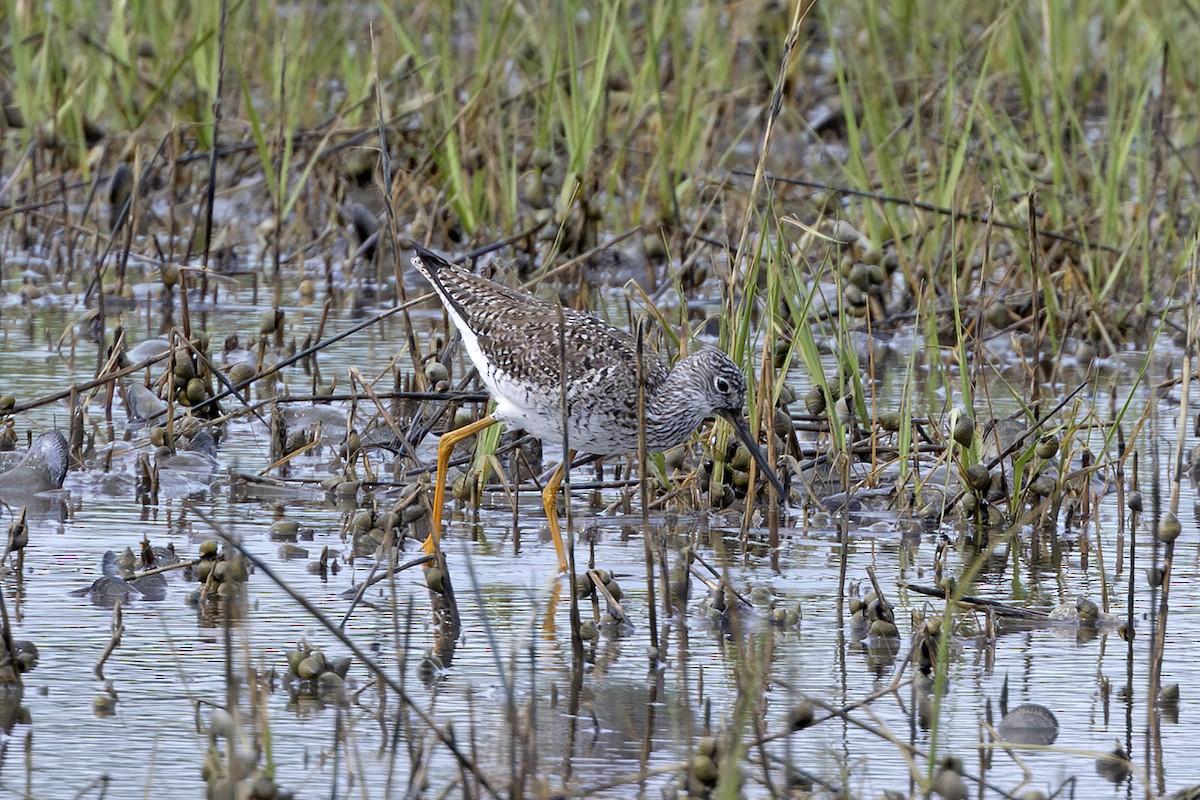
[
  {"x1": 949, "y1": 409, "x2": 975, "y2": 447},
  {"x1": 1157, "y1": 511, "x2": 1182, "y2": 543},
  {"x1": 804, "y1": 386, "x2": 826, "y2": 416},
  {"x1": 1035, "y1": 435, "x2": 1059, "y2": 459},
  {"x1": 964, "y1": 464, "x2": 991, "y2": 492}
]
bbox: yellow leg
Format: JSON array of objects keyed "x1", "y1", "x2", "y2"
[
  {"x1": 424, "y1": 414, "x2": 498, "y2": 557},
  {"x1": 541, "y1": 460, "x2": 570, "y2": 573}
]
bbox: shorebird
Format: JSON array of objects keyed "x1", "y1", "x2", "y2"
[{"x1": 410, "y1": 243, "x2": 785, "y2": 573}]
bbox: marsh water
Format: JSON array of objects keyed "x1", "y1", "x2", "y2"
[{"x1": 2, "y1": 270, "x2": 1199, "y2": 800}]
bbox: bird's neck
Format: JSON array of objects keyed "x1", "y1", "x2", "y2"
[{"x1": 642, "y1": 359, "x2": 709, "y2": 449}]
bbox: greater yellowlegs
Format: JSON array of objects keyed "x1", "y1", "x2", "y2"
[{"x1": 410, "y1": 243, "x2": 785, "y2": 572}]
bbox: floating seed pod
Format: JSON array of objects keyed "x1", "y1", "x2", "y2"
[
  {"x1": 859, "y1": 238, "x2": 883, "y2": 265},
  {"x1": 297, "y1": 279, "x2": 315, "y2": 301},
  {"x1": 876, "y1": 410, "x2": 903, "y2": 432},
  {"x1": 931, "y1": 762, "x2": 968, "y2": 800},
  {"x1": 328, "y1": 656, "x2": 352, "y2": 680},
  {"x1": 13, "y1": 640, "x2": 38, "y2": 673},
  {"x1": 833, "y1": 395, "x2": 853, "y2": 424},
  {"x1": 1095, "y1": 740, "x2": 1131, "y2": 783},
  {"x1": 352, "y1": 532, "x2": 378, "y2": 557},
  {"x1": 199, "y1": 539, "x2": 219, "y2": 559},
  {"x1": 93, "y1": 691, "x2": 118, "y2": 716},
  {"x1": 771, "y1": 338, "x2": 791, "y2": 370},
  {"x1": 343, "y1": 430, "x2": 362, "y2": 460},
  {"x1": 1028, "y1": 474, "x2": 1056, "y2": 498},
  {"x1": 8, "y1": 513, "x2": 28, "y2": 551},
  {"x1": 869, "y1": 618, "x2": 899, "y2": 637},
  {"x1": 217, "y1": 578, "x2": 242, "y2": 599},
  {"x1": 729, "y1": 468, "x2": 749, "y2": 491},
  {"x1": 270, "y1": 520, "x2": 300, "y2": 541},
  {"x1": 249, "y1": 775, "x2": 279, "y2": 800},
  {"x1": 777, "y1": 383, "x2": 796, "y2": 407},
  {"x1": 663, "y1": 445, "x2": 687, "y2": 470},
  {"x1": 172, "y1": 348, "x2": 196, "y2": 380},
  {"x1": 1157, "y1": 684, "x2": 1180, "y2": 705},
  {"x1": 450, "y1": 473, "x2": 471, "y2": 501},
  {"x1": 788, "y1": 701, "x2": 815, "y2": 731},
  {"x1": 400, "y1": 503, "x2": 427, "y2": 525},
  {"x1": 1127, "y1": 491, "x2": 1143, "y2": 513},
  {"x1": 259, "y1": 309, "x2": 283, "y2": 335},
  {"x1": 1076, "y1": 598, "x2": 1100, "y2": 625},
  {"x1": 984, "y1": 304, "x2": 1012, "y2": 331},
  {"x1": 350, "y1": 511, "x2": 373, "y2": 533},
  {"x1": 1145, "y1": 566, "x2": 1165, "y2": 587},
  {"x1": 804, "y1": 386, "x2": 826, "y2": 416},
  {"x1": 865, "y1": 594, "x2": 889, "y2": 621},
  {"x1": 1035, "y1": 435, "x2": 1059, "y2": 459},
  {"x1": 286, "y1": 648, "x2": 306, "y2": 674},
  {"x1": 730, "y1": 445, "x2": 752, "y2": 471},
  {"x1": 964, "y1": 464, "x2": 991, "y2": 492},
  {"x1": 451, "y1": 409, "x2": 475, "y2": 431},
  {"x1": 692, "y1": 754, "x2": 719, "y2": 787},
  {"x1": 316, "y1": 671, "x2": 345, "y2": 695},
  {"x1": 225, "y1": 555, "x2": 248, "y2": 583},
  {"x1": 1157, "y1": 511, "x2": 1182, "y2": 543},
  {"x1": 949, "y1": 408, "x2": 974, "y2": 447},
  {"x1": 843, "y1": 283, "x2": 865, "y2": 308},
  {"x1": 848, "y1": 262, "x2": 873, "y2": 290},
  {"x1": 227, "y1": 362, "x2": 255, "y2": 385},
  {"x1": 424, "y1": 361, "x2": 449, "y2": 387},
  {"x1": 0, "y1": 396, "x2": 14, "y2": 415},
  {"x1": 185, "y1": 378, "x2": 207, "y2": 405},
  {"x1": 826, "y1": 219, "x2": 862, "y2": 245},
  {"x1": 377, "y1": 508, "x2": 402, "y2": 531},
  {"x1": 605, "y1": 578, "x2": 623, "y2": 601},
  {"x1": 773, "y1": 407, "x2": 792, "y2": 439},
  {"x1": 297, "y1": 656, "x2": 322, "y2": 680}
]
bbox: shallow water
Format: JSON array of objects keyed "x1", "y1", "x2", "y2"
[{"x1": 1, "y1": 275, "x2": 1199, "y2": 799}]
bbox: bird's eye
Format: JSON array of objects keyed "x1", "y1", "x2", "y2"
[{"x1": 714, "y1": 377, "x2": 731, "y2": 393}]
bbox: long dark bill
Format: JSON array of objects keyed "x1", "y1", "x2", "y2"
[{"x1": 719, "y1": 410, "x2": 787, "y2": 499}]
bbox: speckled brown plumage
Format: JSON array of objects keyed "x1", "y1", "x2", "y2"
[{"x1": 410, "y1": 243, "x2": 784, "y2": 496}]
